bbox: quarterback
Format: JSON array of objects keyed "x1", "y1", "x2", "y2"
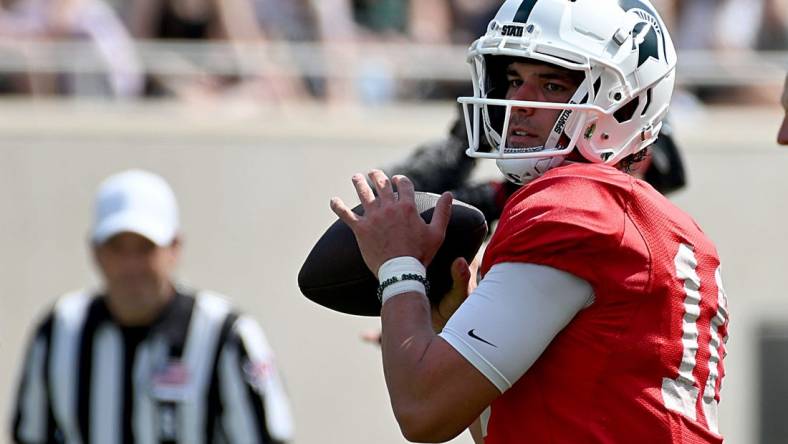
[{"x1": 331, "y1": 0, "x2": 730, "y2": 442}]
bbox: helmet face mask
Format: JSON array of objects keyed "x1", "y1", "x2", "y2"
[{"x1": 459, "y1": 0, "x2": 677, "y2": 185}]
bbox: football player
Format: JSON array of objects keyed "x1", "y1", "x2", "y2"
[{"x1": 331, "y1": 0, "x2": 730, "y2": 443}]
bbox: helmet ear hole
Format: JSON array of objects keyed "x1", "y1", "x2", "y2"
[
  {"x1": 613, "y1": 96, "x2": 641, "y2": 123},
  {"x1": 592, "y1": 77, "x2": 602, "y2": 100}
]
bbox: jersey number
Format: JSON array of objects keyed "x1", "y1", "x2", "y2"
[{"x1": 661, "y1": 243, "x2": 728, "y2": 434}]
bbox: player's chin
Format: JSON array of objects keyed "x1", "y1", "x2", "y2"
[{"x1": 506, "y1": 135, "x2": 544, "y2": 150}]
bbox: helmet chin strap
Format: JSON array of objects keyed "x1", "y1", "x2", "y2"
[
  {"x1": 495, "y1": 80, "x2": 591, "y2": 185},
  {"x1": 496, "y1": 156, "x2": 566, "y2": 185}
]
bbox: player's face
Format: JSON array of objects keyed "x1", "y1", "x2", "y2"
[
  {"x1": 504, "y1": 61, "x2": 582, "y2": 148},
  {"x1": 94, "y1": 232, "x2": 180, "y2": 323},
  {"x1": 778, "y1": 75, "x2": 788, "y2": 146}
]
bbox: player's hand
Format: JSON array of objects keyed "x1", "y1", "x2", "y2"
[
  {"x1": 431, "y1": 256, "x2": 478, "y2": 332},
  {"x1": 330, "y1": 170, "x2": 452, "y2": 274}
]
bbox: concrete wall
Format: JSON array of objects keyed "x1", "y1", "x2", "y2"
[{"x1": 0, "y1": 99, "x2": 785, "y2": 444}]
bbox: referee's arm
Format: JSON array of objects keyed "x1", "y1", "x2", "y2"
[
  {"x1": 216, "y1": 316, "x2": 294, "y2": 444},
  {"x1": 11, "y1": 314, "x2": 57, "y2": 444}
]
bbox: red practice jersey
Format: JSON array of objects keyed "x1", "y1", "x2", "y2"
[{"x1": 480, "y1": 163, "x2": 729, "y2": 443}]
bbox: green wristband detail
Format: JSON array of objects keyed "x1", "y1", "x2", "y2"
[{"x1": 377, "y1": 273, "x2": 430, "y2": 303}]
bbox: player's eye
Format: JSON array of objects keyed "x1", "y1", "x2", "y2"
[
  {"x1": 544, "y1": 82, "x2": 567, "y2": 93},
  {"x1": 508, "y1": 78, "x2": 523, "y2": 89}
]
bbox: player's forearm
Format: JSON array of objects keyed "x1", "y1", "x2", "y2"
[{"x1": 381, "y1": 293, "x2": 476, "y2": 442}]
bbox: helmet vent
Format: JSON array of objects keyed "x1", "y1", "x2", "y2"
[
  {"x1": 592, "y1": 77, "x2": 602, "y2": 100},
  {"x1": 641, "y1": 88, "x2": 653, "y2": 116},
  {"x1": 613, "y1": 97, "x2": 640, "y2": 123}
]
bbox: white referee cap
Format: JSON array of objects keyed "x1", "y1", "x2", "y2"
[{"x1": 92, "y1": 169, "x2": 179, "y2": 247}]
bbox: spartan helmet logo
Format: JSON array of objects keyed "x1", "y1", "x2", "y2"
[{"x1": 617, "y1": 0, "x2": 668, "y2": 65}]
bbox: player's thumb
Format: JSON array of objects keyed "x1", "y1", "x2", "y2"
[
  {"x1": 450, "y1": 257, "x2": 471, "y2": 292},
  {"x1": 432, "y1": 257, "x2": 471, "y2": 331},
  {"x1": 444, "y1": 257, "x2": 471, "y2": 308}
]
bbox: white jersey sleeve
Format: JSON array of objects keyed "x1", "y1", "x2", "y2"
[{"x1": 438, "y1": 262, "x2": 594, "y2": 393}]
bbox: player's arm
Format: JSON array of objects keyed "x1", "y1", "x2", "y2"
[
  {"x1": 365, "y1": 257, "x2": 487, "y2": 444},
  {"x1": 381, "y1": 262, "x2": 591, "y2": 441},
  {"x1": 380, "y1": 293, "x2": 496, "y2": 441},
  {"x1": 12, "y1": 315, "x2": 56, "y2": 444},
  {"x1": 216, "y1": 316, "x2": 293, "y2": 444}
]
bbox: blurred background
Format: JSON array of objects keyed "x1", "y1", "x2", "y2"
[{"x1": 0, "y1": 0, "x2": 786, "y2": 443}]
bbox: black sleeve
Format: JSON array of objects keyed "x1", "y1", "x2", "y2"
[
  {"x1": 451, "y1": 179, "x2": 520, "y2": 225},
  {"x1": 382, "y1": 136, "x2": 477, "y2": 193},
  {"x1": 382, "y1": 131, "x2": 520, "y2": 225},
  {"x1": 643, "y1": 120, "x2": 687, "y2": 195},
  {"x1": 12, "y1": 313, "x2": 60, "y2": 444},
  {"x1": 382, "y1": 116, "x2": 521, "y2": 225}
]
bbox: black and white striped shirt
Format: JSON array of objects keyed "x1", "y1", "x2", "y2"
[{"x1": 12, "y1": 289, "x2": 293, "y2": 444}]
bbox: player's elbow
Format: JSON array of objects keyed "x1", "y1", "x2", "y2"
[{"x1": 394, "y1": 403, "x2": 466, "y2": 443}]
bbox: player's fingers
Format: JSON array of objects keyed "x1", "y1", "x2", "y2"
[
  {"x1": 351, "y1": 174, "x2": 376, "y2": 208},
  {"x1": 430, "y1": 191, "x2": 453, "y2": 234},
  {"x1": 369, "y1": 169, "x2": 395, "y2": 202},
  {"x1": 330, "y1": 197, "x2": 359, "y2": 226},
  {"x1": 392, "y1": 175, "x2": 415, "y2": 204}
]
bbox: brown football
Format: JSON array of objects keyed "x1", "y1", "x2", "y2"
[{"x1": 298, "y1": 192, "x2": 488, "y2": 316}]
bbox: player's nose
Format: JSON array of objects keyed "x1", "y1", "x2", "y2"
[{"x1": 509, "y1": 83, "x2": 539, "y2": 116}]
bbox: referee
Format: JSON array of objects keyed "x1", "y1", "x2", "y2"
[{"x1": 11, "y1": 170, "x2": 293, "y2": 444}]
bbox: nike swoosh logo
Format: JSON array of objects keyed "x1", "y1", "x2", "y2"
[{"x1": 468, "y1": 329, "x2": 497, "y2": 348}]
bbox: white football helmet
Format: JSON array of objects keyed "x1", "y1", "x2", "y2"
[{"x1": 458, "y1": 0, "x2": 677, "y2": 185}]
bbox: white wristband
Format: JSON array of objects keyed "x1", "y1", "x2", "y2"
[
  {"x1": 377, "y1": 256, "x2": 428, "y2": 305},
  {"x1": 381, "y1": 280, "x2": 427, "y2": 304}
]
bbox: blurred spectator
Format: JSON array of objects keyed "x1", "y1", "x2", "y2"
[
  {"x1": 441, "y1": 0, "x2": 503, "y2": 45},
  {"x1": 251, "y1": 0, "x2": 327, "y2": 97},
  {"x1": 315, "y1": 0, "x2": 499, "y2": 103},
  {"x1": 755, "y1": 0, "x2": 788, "y2": 51},
  {"x1": 0, "y1": 0, "x2": 782, "y2": 104},
  {"x1": 0, "y1": 0, "x2": 143, "y2": 97},
  {"x1": 668, "y1": 0, "x2": 787, "y2": 104},
  {"x1": 124, "y1": 0, "x2": 312, "y2": 101},
  {"x1": 672, "y1": 0, "x2": 723, "y2": 51},
  {"x1": 338, "y1": 0, "x2": 497, "y2": 45},
  {"x1": 716, "y1": 0, "x2": 787, "y2": 51}
]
